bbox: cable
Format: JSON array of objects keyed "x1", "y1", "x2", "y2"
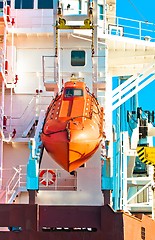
[{"x1": 127, "y1": 0, "x2": 148, "y2": 22}]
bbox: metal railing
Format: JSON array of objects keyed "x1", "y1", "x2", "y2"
[
  {"x1": 39, "y1": 169, "x2": 77, "y2": 191},
  {"x1": 5, "y1": 165, "x2": 26, "y2": 203},
  {"x1": 6, "y1": 7, "x2": 155, "y2": 42},
  {"x1": 105, "y1": 14, "x2": 155, "y2": 41},
  {"x1": 112, "y1": 63, "x2": 155, "y2": 111},
  {"x1": 0, "y1": 165, "x2": 77, "y2": 203},
  {"x1": 10, "y1": 8, "x2": 54, "y2": 30},
  {"x1": 3, "y1": 94, "x2": 52, "y2": 138},
  {"x1": 42, "y1": 55, "x2": 55, "y2": 84}
]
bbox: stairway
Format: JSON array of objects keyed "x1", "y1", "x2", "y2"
[{"x1": 112, "y1": 63, "x2": 155, "y2": 111}]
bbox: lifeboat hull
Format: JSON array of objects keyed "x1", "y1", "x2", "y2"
[
  {"x1": 41, "y1": 80, "x2": 104, "y2": 172},
  {"x1": 41, "y1": 132, "x2": 101, "y2": 172}
]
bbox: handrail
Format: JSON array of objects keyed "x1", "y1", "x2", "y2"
[
  {"x1": 8, "y1": 96, "x2": 36, "y2": 120},
  {"x1": 2, "y1": 94, "x2": 52, "y2": 138},
  {"x1": 127, "y1": 180, "x2": 152, "y2": 204},
  {"x1": 112, "y1": 64, "x2": 155, "y2": 97},
  {"x1": 5, "y1": 166, "x2": 21, "y2": 202},
  {"x1": 7, "y1": 8, "x2": 155, "y2": 42},
  {"x1": 105, "y1": 14, "x2": 155, "y2": 41},
  {"x1": 112, "y1": 63, "x2": 155, "y2": 110},
  {"x1": 42, "y1": 55, "x2": 55, "y2": 84},
  {"x1": 1, "y1": 165, "x2": 77, "y2": 203},
  {"x1": 6, "y1": 95, "x2": 52, "y2": 120}
]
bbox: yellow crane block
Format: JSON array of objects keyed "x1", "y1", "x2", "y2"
[
  {"x1": 56, "y1": 18, "x2": 93, "y2": 29},
  {"x1": 137, "y1": 146, "x2": 155, "y2": 166}
]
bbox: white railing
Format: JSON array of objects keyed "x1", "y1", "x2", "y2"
[
  {"x1": 0, "y1": 165, "x2": 77, "y2": 203},
  {"x1": 6, "y1": 6, "x2": 155, "y2": 42},
  {"x1": 10, "y1": 9, "x2": 54, "y2": 30},
  {"x1": 5, "y1": 165, "x2": 26, "y2": 203},
  {"x1": 3, "y1": 95, "x2": 52, "y2": 138},
  {"x1": 3, "y1": 96, "x2": 36, "y2": 138},
  {"x1": 0, "y1": 47, "x2": 5, "y2": 79},
  {"x1": 0, "y1": 1, "x2": 154, "y2": 42},
  {"x1": 112, "y1": 63, "x2": 155, "y2": 111},
  {"x1": 39, "y1": 169, "x2": 77, "y2": 191},
  {"x1": 42, "y1": 55, "x2": 55, "y2": 84},
  {"x1": 127, "y1": 178, "x2": 153, "y2": 205},
  {"x1": 105, "y1": 15, "x2": 155, "y2": 41}
]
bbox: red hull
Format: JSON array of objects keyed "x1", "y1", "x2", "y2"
[{"x1": 1, "y1": 204, "x2": 155, "y2": 240}]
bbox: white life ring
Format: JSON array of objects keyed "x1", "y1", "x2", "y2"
[{"x1": 39, "y1": 169, "x2": 56, "y2": 186}]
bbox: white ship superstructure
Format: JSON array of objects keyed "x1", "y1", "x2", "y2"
[{"x1": 0, "y1": 0, "x2": 155, "y2": 238}]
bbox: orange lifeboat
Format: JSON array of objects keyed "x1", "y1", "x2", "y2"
[{"x1": 41, "y1": 79, "x2": 104, "y2": 172}]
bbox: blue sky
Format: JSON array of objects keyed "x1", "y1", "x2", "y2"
[
  {"x1": 116, "y1": 0, "x2": 155, "y2": 111},
  {"x1": 117, "y1": 0, "x2": 155, "y2": 23}
]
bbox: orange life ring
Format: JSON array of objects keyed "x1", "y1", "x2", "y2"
[{"x1": 39, "y1": 169, "x2": 56, "y2": 186}]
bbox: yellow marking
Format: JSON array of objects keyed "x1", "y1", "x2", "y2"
[{"x1": 137, "y1": 147, "x2": 155, "y2": 166}]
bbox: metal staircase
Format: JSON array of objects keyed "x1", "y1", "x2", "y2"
[
  {"x1": 120, "y1": 131, "x2": 154, "y2": 214},
  {"x1": 112, "y1": 63, "x2": 155, "y2": 111},
  {"x1": 5, "y1": 165, "x2": 27, "y2": 203},
  {"x1": 0, "y1": 165, "x2": 26, "y2": 203},
  {"x1": 111, "y1": 63, "x2": 155, "y2": 215}
]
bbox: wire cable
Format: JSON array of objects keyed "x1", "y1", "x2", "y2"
[{"x1": 127, "y1": 0, "x2": 148, "y2": 22}]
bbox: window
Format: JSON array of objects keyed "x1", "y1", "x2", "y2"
[
  {"x1": 71, "y1": 50, "x2": 85, "y2": 66},
  {"x1": 38, "y1": 0, "x2": 53, "y2": 9},
  {"x1": 65, "y1": 89, "x2": 74, "y2": 97},
  {"x1": 15, "y1": 0, "x2": 34, "y2": 9},
  {"x1": 98, "y1": 5, "x2": 103, "y2": 20},
  {"x1": 65, "y1": 88, "x2": 83, "y2": 97},
  {"x1": 14, "y1": 0, "x2": 53, "y2": 9},
  {"x1": 74, "y1": 89, "x2": 83, "y2": 96},
  {"x1": 79, "y1": 0, "x2": 81, "y2": 14},
  {"x1": 0, "y1": 1, "x2": 10, "y2": 8}
]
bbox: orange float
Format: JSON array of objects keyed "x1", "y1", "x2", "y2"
[{"x1": 41, "y1": 79, "x2": 104, "y2": 172}]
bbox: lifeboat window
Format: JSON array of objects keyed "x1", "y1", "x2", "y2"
[
  {"x1": 74, "y1": 89, "x2": 83, "y2": 96},
  {"x1": 71, "y1": 50, "x2": 85, "y2": 66},
  {"x1": 65, "y1": 89, "x2": 83, "y2": 97}
]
